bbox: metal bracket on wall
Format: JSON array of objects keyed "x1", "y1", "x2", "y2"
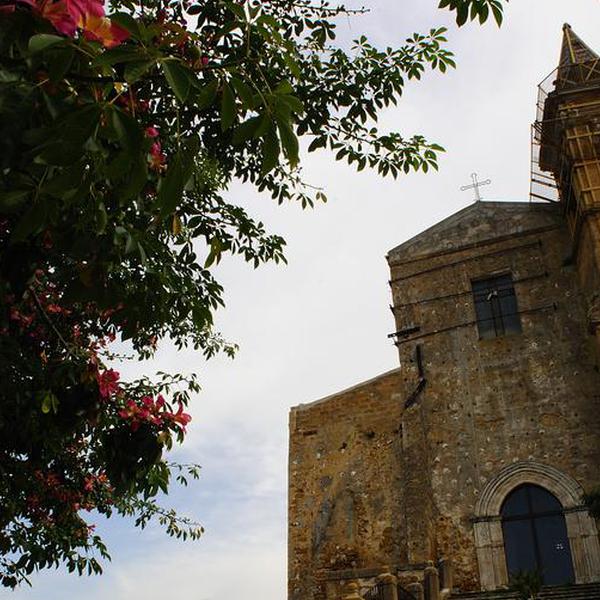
[
  {"x1": 388, "y1": 325, "x2": 421, "y2": 340},
  {"x1": 404, "y1": 344, "x2": 426, "y2": 409}
]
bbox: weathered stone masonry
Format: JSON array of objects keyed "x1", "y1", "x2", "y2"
[{"x1": 289, "y1": 203, "x2": 600, "y2": 599}]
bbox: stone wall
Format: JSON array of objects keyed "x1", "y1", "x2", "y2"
[
  {"x1": 288, "y1": 202, "x2": 600, "y2": 599},
  {"x1": 391, "y1": 203, "x2": 600, "y2": 590},
  {"x1": 288, "y1": 369, "x2": 406, "y2": 600}
]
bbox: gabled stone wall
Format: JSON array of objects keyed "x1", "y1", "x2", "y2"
[{"x1": 288, "y1": 202, "x2": 600, "y2": 599}]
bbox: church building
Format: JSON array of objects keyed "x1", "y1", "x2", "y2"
[{"x1": 288, "y1": 26, "x2": 600, "y2": 600}]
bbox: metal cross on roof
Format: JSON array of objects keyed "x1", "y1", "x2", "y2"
[{"x1": 460, "y1": 172, "x2": 492, "y2": 202}]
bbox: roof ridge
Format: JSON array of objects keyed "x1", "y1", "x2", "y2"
[{"x1": 560, "y1": 23, "x2": 599, "y2": 66}]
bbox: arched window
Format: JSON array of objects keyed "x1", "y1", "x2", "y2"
[{"x1": 501, "y1": 484, "x2": 575, "y2": 586}]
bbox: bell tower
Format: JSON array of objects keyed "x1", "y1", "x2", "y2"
[{"x1": 533, "y1": 24, "x2": 600, "y2": 354}]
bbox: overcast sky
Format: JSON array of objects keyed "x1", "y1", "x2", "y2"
[{"x1": 11, "y1": 2, "x2": 600, "y2": 599}]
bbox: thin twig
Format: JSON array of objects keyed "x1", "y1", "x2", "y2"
[{"x1": 28, "y1": 287, "x2": 73, "y2": 355}]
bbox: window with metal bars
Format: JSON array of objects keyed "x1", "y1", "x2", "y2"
[{"x1": 471, "y1": 273, "x2": 522, "y2": 339}]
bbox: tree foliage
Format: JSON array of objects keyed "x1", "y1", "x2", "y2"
[{"x1": 0, "y1": 0, "x2": 507, "y2": 587}]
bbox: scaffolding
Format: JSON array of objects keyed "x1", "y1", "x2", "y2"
[{"x1": 529, "y1": 58, "x2": 600, "y2": 238}]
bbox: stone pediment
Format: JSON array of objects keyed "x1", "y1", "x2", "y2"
[{"x1": 387, "y1": 201, "x2": 562, "y2": 264}]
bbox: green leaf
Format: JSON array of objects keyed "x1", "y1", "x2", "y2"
[
  {"x1": 124, "y1": 232, "x2": 137, "y2": 254},
  {"x1": 227, "y1": 0, "x2": 246, "y2": 19},
  {"x1": 41, "y1": 392, "x2": 59, "y2": 414},
  {"x1": 105, "y1": 150, "x2": 132, "y2": 181},
  {"x1": 96, "y1": 202, "x2": 108, "y2": 234},
  {"x1": 279, "y1": 94, "x2": 304, "y2": 115},
  {"x1": 157, "y1": 155, "x2": 185, "y2": 215},
  {"x1": 28, "y1": 34, "x2": 65, "y2": 54},
  {"x1": 110, "y1": 12, "x2": 142, "y2": 38},
  {"x1": 232, "y1": 115, "x2": 262, "y2": 145},
  {"x1": 195, "y1": 79, "x2": 219, "y2": 109},
  {"x1": 43, "y1": 163, "x2": 86, "y2": 197},
  {"x1": 274, "y1": 80, "x2": 294, "y2": 95},
  {"x1": 282, "y1": 51, "x2": 301, "y2": 79},
  {"x1": 120, "y1": 156, "x2": 148, "y2": 200},
  {"x1": 220, "y1": 83, "x2": 236, "y2": 131},
  {"x1": 60, "y1": 104, "x2": 102, "y2": 143},
  {"x1": 491, "y1": 2, "x2": 504, "y2": 26},
  {"x1": 34, "y1": 105, "x2": 101, "y2": 165},
  {"x1": 181, "y1": 135, "x2": 200, "y2": 185},
  {"x1": 0, "y1": 190, "x2": 30, "y2": 213},
  {"x1": 204, "y1": 237, "x2": 224, "y2": 268},
  {"x1": 111, "y1": 107, "x2": 143, "y2": 153},
  {"x1": 92, "y1": 47, "x2": 146, "y2": 67},
  {"x1": 254, "y1": 112, "x2": 272, "y2": 138},
  {"x1": 456, "y1": 3, "x2": 469, "y2": 26},
  {"x1": 48, "y1": 47, "x2": 75, "y2": 81},
  {"x1": 162, "y1": 60, "x2": 192, "y2": 103},
  {"x1": 11, "y1": 199, "x2": 49, "y2": 242},
  {"x1": 124, "y1": 60, "x2": 154, "y2": 83},
  {"x1": 276, "y1": 117, "x2": 299, "y2": 168},
  {"x1": 230, "y1": 76, "x2": 255, "y2": 110},
  {"x1": 261, "y1": 124, "x2": 280, "y2": 175},
  {"x1": 308, "y1": 137, "x2": 326, "y2": 153}
]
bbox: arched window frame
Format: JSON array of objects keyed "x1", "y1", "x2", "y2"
[{"x1": 471, "y1": 461, "x2": 600, "y2": 590}]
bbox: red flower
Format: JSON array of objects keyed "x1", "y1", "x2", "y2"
[
  {"x1": 118, "y1": 394, "x2": 191, "y2": 434},
  {"x1": 145, "y1": 126, "x2": 159, "y2": 138},
  {"x1": 164, "y1": 402, "x2": 192, "y2": 432},
  {"x1": 96, "y1": 368, "x2": 120, "y2": 399}
]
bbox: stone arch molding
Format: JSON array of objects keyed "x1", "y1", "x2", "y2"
[
  {"x1": 472, "y1": 461, "x2": 600, "y2": 591},
  {"x1": 476, "y1": 461, "x2": 585, "y2": 517}
]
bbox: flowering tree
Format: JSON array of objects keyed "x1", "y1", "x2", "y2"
[{"x1": 0, "y1": 0, "x2": 506, "y2": 588}]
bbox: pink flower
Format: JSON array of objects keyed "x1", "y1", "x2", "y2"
[
  {"x1": 16, "y1": 0, "x2": 128, "y2": 47},
  {"x1": 81, "y1": 13, "x2": 129, "y2": 48},
  {"x1": 14, "y1": 0, "x2": 78, "y2": 36},
  {"x1": 145, "y1": 126, "x2": 159, "y2": 138},
  {"x1": 39, "y1": 0, "x2": 78, "y2": 36},
  {"x1": 66, "y1": 0, "x2": 104, "y2": 21},
  {"x1": 149, "y1": 141, "x2": 167, "y2": 171},
  {"x1": 96, "y1": 368, "x2": 120, "y2": 399}
]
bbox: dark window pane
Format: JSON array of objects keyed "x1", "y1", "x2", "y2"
[
  {"x1": 503, "y1": 519, "x2": 538, "y2": 577},
  {"x1": 474, "y1": 296, "x2": 495, "y2": 339},
  {"x1": 502, "y1": 486, "x2": 530, "y2": 518},
  {"x1": 530, "y1": 486, "x2": 562, "y2": 514},
  {"x1": 501, "y1": 485, "x2": 575, "y2": 587},
  {"x1": 472, "y1": 273, "x2": 521, "y2": 339},
  {"x1": 534, "y1": 515, "x2": 575, "y2": 585}
]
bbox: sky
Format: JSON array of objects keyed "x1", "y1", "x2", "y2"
[{"x1": 10, "y1": 2, "x2": 600, "y2": 599}]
